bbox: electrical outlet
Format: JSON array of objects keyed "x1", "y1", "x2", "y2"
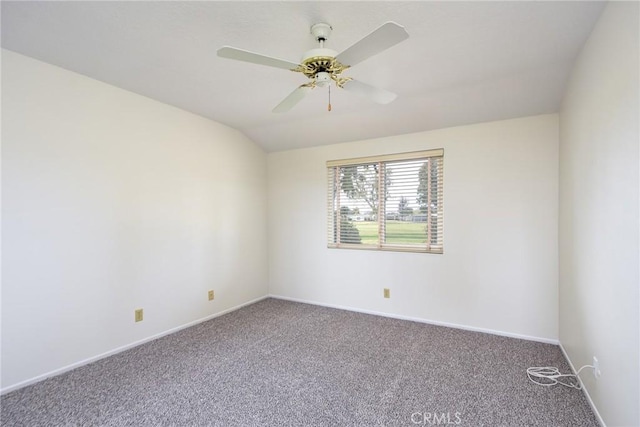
[
  {"x1": 208, "y1": 290, "x2": 214, "y2": 301},
  {"x1": 593, "y1": 356, "x2": 601, "y2": 379},
  {"x1": 135, "y1": 309, "x2": 144, "y2": 322},
  {"x1": 383, "y1": 288, "x2": 390, "y2": 298}
]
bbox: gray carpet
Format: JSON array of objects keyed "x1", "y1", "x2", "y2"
[{"x1": 1, "y1": 298, "x2": 598, "y2": 426}]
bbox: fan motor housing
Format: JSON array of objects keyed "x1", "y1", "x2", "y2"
[
  {"x1": 299, "y1": 48, "x2": 348, "y2": 80},
  {"x1": 301, "y1": 48, "x2": 337, "y2": 65}
]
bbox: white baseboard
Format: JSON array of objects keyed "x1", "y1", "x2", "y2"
[
  {"x1": 1, "y1": 295, "x2": 269, "y2": 395},
  {"x1": 269, "y1": 294, "x2": 559, "y2": 345},
  {"x1": 559, "y1": 343, "x2": 606, "y2": 427}
]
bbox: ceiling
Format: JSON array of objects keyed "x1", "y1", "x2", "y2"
[{"x1": 2, "y1": 1, "x2": 605, "y2": 152}]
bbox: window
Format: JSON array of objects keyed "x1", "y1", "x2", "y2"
[{"x1": 327, "y1": 149, "x2": 443, "y2": 253}]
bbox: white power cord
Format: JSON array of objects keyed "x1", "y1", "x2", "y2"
[{"x1": 526, "y1": 365, "x2": 594, "y2": 390}]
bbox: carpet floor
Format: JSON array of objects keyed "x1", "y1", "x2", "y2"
[{"x1": 1, "y1": 298, "x2": 598, "y2": 426}]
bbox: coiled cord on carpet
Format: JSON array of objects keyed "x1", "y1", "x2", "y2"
[{"x1": 526, "y1": 365, "x2": 594, "y2": 390}]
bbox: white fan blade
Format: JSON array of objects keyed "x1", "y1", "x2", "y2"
[
  {"x1": 336, "y1": 22, "x2": 409, "y2": 67},
  {"x1": 273, "y1": 85, "x2": 313, "y2": 113},
  {"x1": 217, "y1": 46, "x2": 300, "y2": 70},
  {"x1": 342, "y1": 79, "x2": 397, "y2": 104}
]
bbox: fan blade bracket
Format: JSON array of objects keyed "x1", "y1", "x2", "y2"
[
  {"x1": 332, "y1": 74, "x2": 353, "y2": 89},
  {"x1": 292, "y1": 64, "x2": 313, "y2": 75}
]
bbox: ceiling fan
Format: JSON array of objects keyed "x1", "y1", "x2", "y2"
[{"x1": 217, "y1": 22, "x2": 409, "y2": 113}]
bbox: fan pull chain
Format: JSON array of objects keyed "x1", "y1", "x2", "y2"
[{"x1": 328, "y1": 84, "x2": 332, "y2": 112}]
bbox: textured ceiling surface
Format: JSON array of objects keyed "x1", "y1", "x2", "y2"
[{"x1": 2, "y1": 1, "x2": 605, "y2": 152}]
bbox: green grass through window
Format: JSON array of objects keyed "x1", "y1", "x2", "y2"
[{"x1": 352, "y1": 220, "x2": 427, "y2": 245}]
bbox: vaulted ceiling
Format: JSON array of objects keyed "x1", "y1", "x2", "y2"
[{"x1": 2, "y1": 1, "x2": 605, "y2": 152}]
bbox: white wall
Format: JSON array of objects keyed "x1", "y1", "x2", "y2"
[
  {"x1": 1, "y1": 50, "x2": 269, "y2": 391},
  {"x1": 268, "y1": 114, "x2": 559, "y2": 342},
  {"x1": 559, "y1": 2, "x2": 639, "y2": 426}
]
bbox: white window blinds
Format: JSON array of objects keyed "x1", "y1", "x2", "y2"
[{"x1": 327, "y1": 149, "x2": 444, "y2": 253}]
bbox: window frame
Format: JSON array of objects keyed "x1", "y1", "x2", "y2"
[{"x1": 327, "y1": 149, "x2": 444, "y2": 254}]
